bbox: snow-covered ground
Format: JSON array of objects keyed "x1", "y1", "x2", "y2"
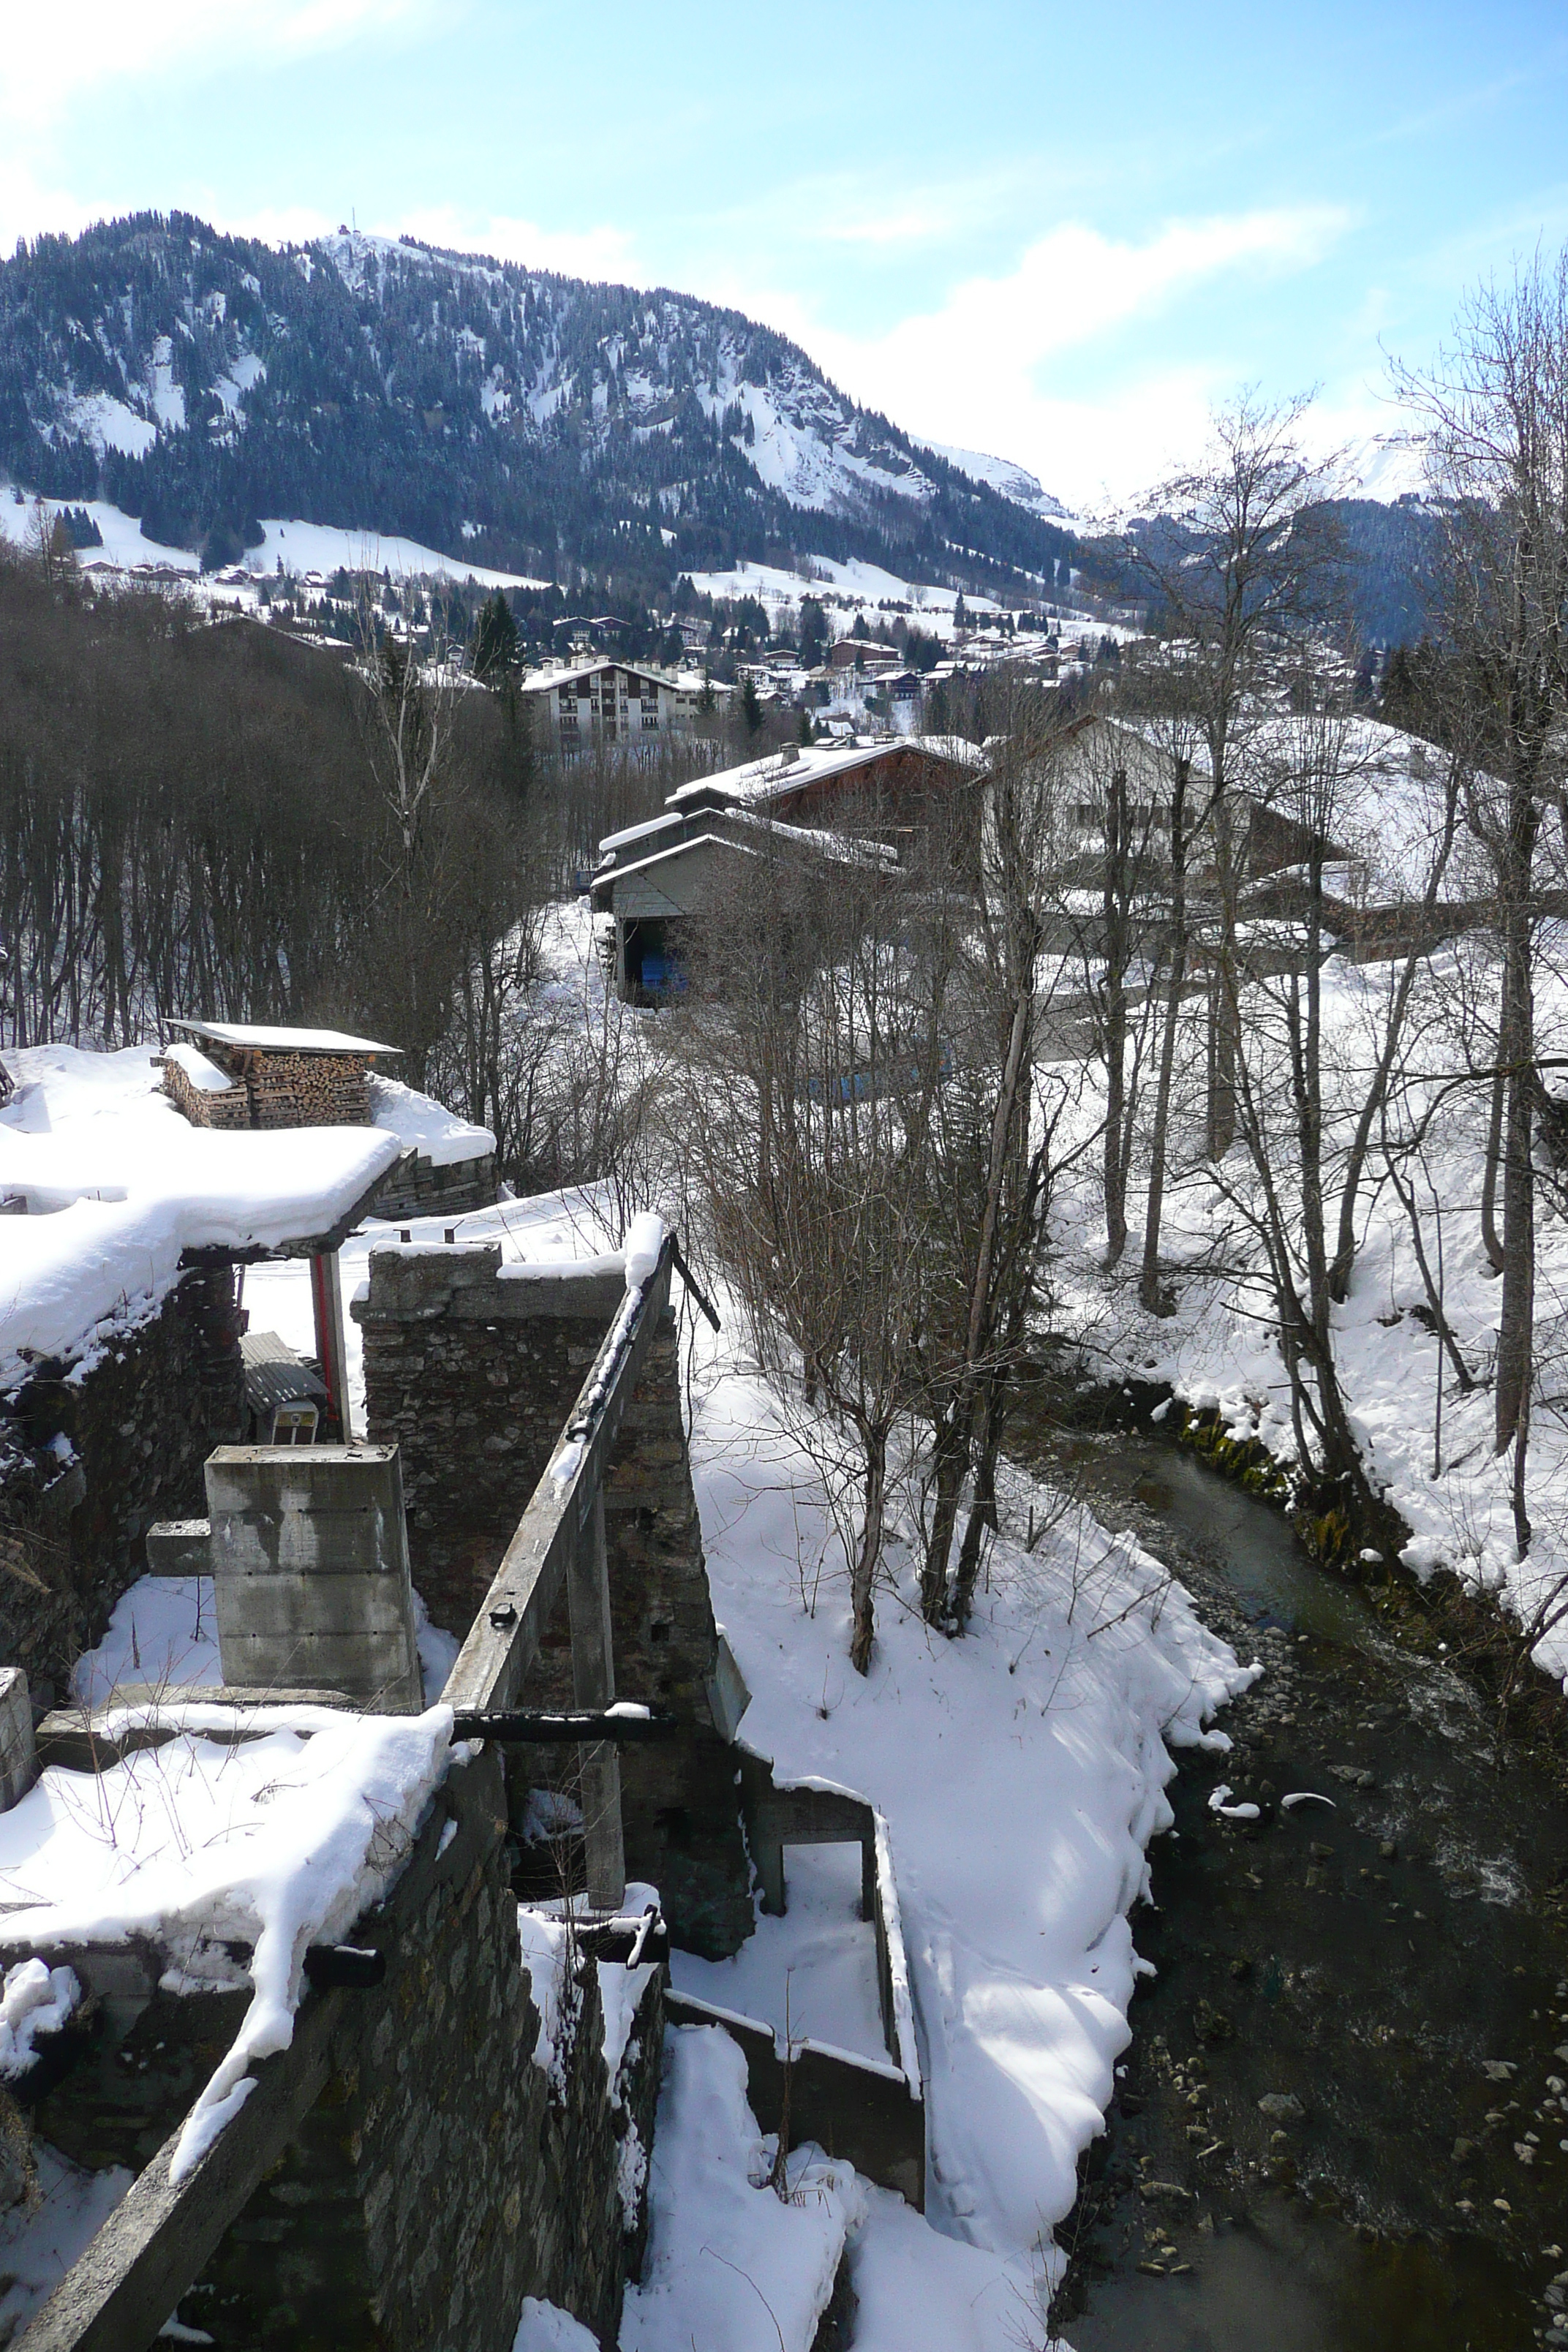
[
  {"x1": 1047, "y1": 932, "x2": 1568, "y2": 1691},
  {"x1": 668, "y1": 1842, "x2": 886, "y2": 2063},
  {"x1": 0, "y1": 490, "x2": 546, "y2": 593},
  {"x1": 682, "y1": 554, "x2": 1003, "y2": 633}
]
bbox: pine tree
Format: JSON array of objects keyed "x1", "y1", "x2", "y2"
[{"x1": 470, "y1": 590, "x2": 520, "y2": 682}]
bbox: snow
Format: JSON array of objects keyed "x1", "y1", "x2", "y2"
[
  {"x1": 620, "y1": 2024, "x2": 865, "y2": 2352},
  {"x1": 174, "y1": 1022, "x2": 399, "y2": 1055},
  {"x1": 57, "y1": 395, "x2": 157, "y2": 459},
  {"x1": 1050, "y1": 930, "x2": 1568, "y2": 1692},
  {"x1": 366, "y1": 1072, "x2": 495, "y2": 1165},
  {"x1": 0, "y1": 496, "x2": 546, "y2": 593},
  {"x1": 669, "y1": 1842, "x2": 886, "y2": 2065},
  {"x1": 0, "y1": 2141, "x2": 132, "y2": 2342},
  {"x1": 70, "y1": 1572, "x2": 458, "y2": 1710},
  {"x1": 0, "y1": 1041, "x2": 511, "y2": 1392},
  {"x1": 162, "y1": 1042, "x2": 234, "y2": 1096},
  {"x1": 0, "y1": 493, "x2": 197, "y2": 572},
  {"x1": 622, "y1": 2024, "x2": 1028, "y2": 2352},
  {"x1": 241, "y1": 519, "x2": 545, "y2": 593},
  {"x1": 683, "y1": 554, "x2": 1003, "y2": 631},
  {"x1": 621, "y1": 1210, "x2": 666, "y2": 1292},
  {"x1": 685, "y1": 1338, "x2": 1256, "y2": 2267},
  {"x1": 922, "y1": 440, "x2": 1074, "y2": 520},
  {"x1": 0, "y1": 1045, "x2": 401, "y2": 1390},
  {"x1": 1330, "y1": 430, "x2": 1433, "y2": 505},
  {"x1": 0, "y1": 1959, "x2": 79, "y2": 2077},
  {"x1": 0, "y1": 1702, "x2": 453, "y2": 2181},
  {"x1": 513, "y1": 2301, "x2": 598, "y2": 2352}
]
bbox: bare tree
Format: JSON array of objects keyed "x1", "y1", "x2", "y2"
[
  {"x1": 1124, "y1": 393, "x2": 1348, "y2": 1169},
  {"x1": 679, "y1": 832, "x2": 943, "y2": 1671},
  {"x1": 1398, "y1": 249, "x2": 1568, "y2": 1542}
]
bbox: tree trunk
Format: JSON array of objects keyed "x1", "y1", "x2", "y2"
[
  {"x1": 850, "y1": 1431, "x2": 886, "y2": 1675},
  {"x1": 1140, "y1": 763, "x2": 1188, "y2": 1313},
  {"x1": 1480, "y1": 1066, "x2": 1507, "y2": 1275},
  {"x1": 1495, "y1": 770, "x2": 1539, "y2": 1452}
]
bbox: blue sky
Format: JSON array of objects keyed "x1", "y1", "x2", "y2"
[{"x1": 4, "y1": 0, "x2": 1567, "y2": 504}]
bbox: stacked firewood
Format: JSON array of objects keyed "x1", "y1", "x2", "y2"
[
  {"x1": 244, "y1": 1053, "x2": 372, "y2": 1128},
  {"x1": 162, "y1": 1042, "x2": 373, "y2": 1130},
  {"x1": 159, "y1": 1050, "x2": 250, "y2": 1129}
]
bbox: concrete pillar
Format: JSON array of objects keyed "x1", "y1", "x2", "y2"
[
  {"x1": 205, "y1": 1444, "x2": 423, "y2": 1712},
  {"x1": 568, "y1": 1486, "x2": 625, "y2": 1911},
  {"x1": 0, "y1": 1670, "x2": 34, "y2": 1811},
  {"x1": 310, "y1": 1250, "x2": 353, "y2": 1441}
]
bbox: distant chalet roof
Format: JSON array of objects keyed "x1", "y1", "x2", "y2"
[
  {"x1": 168, "y1": 1020, "x2": 402, "y2": 1059},
  {"x1": 516, "y1": 658, "x2": 679, "y2": 696},
  {"x1": 666, "y1": 732, "x2": 987, "y2": 816}
]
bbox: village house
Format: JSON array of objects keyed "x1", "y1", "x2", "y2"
[
  {"x1": 517, "y1": 658, "x2": 719, "y2": 751},
  {"x1": 591, "y1": 734, "x2": 987, "y2": 1000},
  {"x1": 1047, "y1": 709, "x2": 1508, "y2": 962}
]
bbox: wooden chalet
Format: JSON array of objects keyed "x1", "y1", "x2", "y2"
[{"x1": 592, "y1": 734, "x2": 986, "y2": 1002}]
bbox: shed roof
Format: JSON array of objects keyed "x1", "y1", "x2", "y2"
[{"x1": 168, "y1": 1020, "x2": 402, "y2": 1058}]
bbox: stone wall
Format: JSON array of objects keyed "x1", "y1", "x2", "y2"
[
  {"x1": 369, "y1": 1149, "x2": 499, "y2": 1224},
  {"x1": 26, "y1": 1745, "x2": 662, "y2": 2351},
  {"x1": 0, "y1": 1268, "x2": 246, "y2": 1701},
  {"x1": 353, "y1": 1246, "x2": 753, "y2": 1957}
]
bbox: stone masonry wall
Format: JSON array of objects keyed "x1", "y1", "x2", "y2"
[
  {"x1": 28, "y1": 1745, "x2": 661, "y2": 2351},
  {"x1": 353, "y1": 1245, "x2": 753, "y2": 1957},
  {"x1": 187, "y1": 1746, "x2": 662, "y2": 2352},
  {"x1": 0, "y1": 1267, "x2": 246, "y2": 1701}
]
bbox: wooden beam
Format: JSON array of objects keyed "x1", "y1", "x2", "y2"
[
  {"x1": 15, "y1": 1991, "x2": 343, "y2": 2352},
  {"x1": 568, "y1": 1485, "x2": 623, "y2": 1910}
]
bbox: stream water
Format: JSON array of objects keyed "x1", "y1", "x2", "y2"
[{"x1": 1003, "y1": 1404, "x2": 1568, "y2": 2352}]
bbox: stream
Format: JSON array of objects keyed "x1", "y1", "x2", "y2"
[{"x1": 1002, "y1": 1405, "x2": 1568, "y2": 2352}]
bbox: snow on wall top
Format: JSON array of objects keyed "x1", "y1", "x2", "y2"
[
  {"x1": 0, "y1": 1700, "x2": 453, "y2": 2182},
  {"x1": 0, "y1": 1046, "x2": 402, "y2": 1387},
  {"x1": 366, "y1": 1076, "x2": 495, "y2": 1169}
]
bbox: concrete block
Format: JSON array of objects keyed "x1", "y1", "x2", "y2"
[
  {"x1": 146, "y1": 1519, "x2": 212, "y2": 1575},
  {"x1": 0, "y1": 1668, "x2": 35, "y2": 1810},
  {"x1": 205, "y1": 1446, "x2": 423, "y2": 1713}
]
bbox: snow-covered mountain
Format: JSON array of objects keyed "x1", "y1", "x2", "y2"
[
  {"x1": 919, "y1": 441, "x2": 1074, "y2": 521},
  {"x1": 0, "y1": 214, "x2": 1079, "y2": 592}
]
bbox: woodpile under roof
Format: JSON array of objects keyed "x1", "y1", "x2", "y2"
[{"x1": 162, "y1": 1021, "x2": 402, "y2": 1131}]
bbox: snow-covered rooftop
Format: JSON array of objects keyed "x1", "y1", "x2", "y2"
[
  {"x1": 0, "y1": 1047, "x2": 492, "y2": 1387},
  {"x1": 1093, "y1": 712, "x2": 1496, "y2": 911},
  {"x1": 168, "y1": 1020, "x2": 401, "y2": 1058},
  {"x1": 518, "y1": 658, "x2": 678, "y2": 696},
  {"x1": 666, "y1": 732, "x2": 987, "y2": 815}
]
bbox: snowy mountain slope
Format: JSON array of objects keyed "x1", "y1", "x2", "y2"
[
  {"x1": 920, "y1": 440, "x2": 1074, "y2": 521},
  {"x1": 0, "y1": 214, "x2": 1079, "y2": 595}
]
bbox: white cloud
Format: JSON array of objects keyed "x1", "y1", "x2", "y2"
[
  {"x1": 732, "y1": 208, "x2": 1353, "y2": 506},
  {"x1": 0, "y1": 0, "x2": 434, "y2": 125}
]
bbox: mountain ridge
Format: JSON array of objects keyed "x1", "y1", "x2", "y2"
[{"x1": 0, "y1": 212, "x2": 1082, "y2": 598}]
